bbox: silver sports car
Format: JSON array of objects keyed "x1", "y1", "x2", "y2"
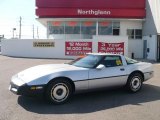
[{"x1": 9, "y1": 53, "x2": 154, "y2": 104}]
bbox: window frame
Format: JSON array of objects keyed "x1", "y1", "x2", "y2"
[
  {"x1": 99, "y1": 55, "x2": 123, "y2": 68},
  {"x1": 127, "y1": 29, "x2": 142, "y2": 40}
]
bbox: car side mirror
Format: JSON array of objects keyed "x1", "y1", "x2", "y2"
[{"x1": 96, "y1": 64, "x2": 105, "y2": 70}]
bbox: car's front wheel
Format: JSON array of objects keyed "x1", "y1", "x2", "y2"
[
  {"x1": 126, "y1": 73, "x2": 143, "y2": 93},
  {"x1": 46, "y1": 79, "x2": 73, "y2": 104}
]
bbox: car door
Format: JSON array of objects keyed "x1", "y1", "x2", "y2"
[{"x1": 88, "y1": 55, "x2": 128, "y2": 89}]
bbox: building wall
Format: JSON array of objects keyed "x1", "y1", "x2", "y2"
[
  {"x1": 121, "y1": 20, "x2": 143, "y2": 58},
  {"x1": 128, "y1": 40, "x2": 143, "y2": 59},
  {"x1": 36, "y1": 0, "x2": 146, "y2": 59},
  {"x1": 1, "y1": 37, "x2": 128, "y2": 59},
  {"x1": 143, "y1": 35, "x2": 157, "y2": 61},
  {"x1": 120, "y1": 20, "x2": 143, "y2": 36},
  {"x1": 1, "y1": 20, "x2": 145, "y2": 59},
  {"x1": 143, "y1": 0, "x2": 160, "y2": 35},
  {"x1": 142, "y1": 0, "x2": 160, "y2": 61},
  {"x1": 47, "y1": 19, "x2": 143, "y2": 58}
]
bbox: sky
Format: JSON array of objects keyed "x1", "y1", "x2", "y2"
[{"x1": 0, "y1": 0, "x2": 46, "y2": 39}]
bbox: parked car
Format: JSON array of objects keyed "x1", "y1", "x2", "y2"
[{"x1": 9, "y1": 53, "x2": 154, "y2": 104}]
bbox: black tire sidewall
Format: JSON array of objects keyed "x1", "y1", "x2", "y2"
[
  {"x1": 127, "y1": 73, "x2": 143, "y2": 93},
  {"x1": 46, "y1": 79, "x2": 72, "y2": 104}
]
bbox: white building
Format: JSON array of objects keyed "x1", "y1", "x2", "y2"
[{"x1": 1, "y1": 0, "x2": 160, "y2": 61}]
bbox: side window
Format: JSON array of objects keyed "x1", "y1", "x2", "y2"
[
  {"x1": 125, "y1": 57, "x2": 139, "y2": 65},
  {"x1": 101, "y1": 56, "x2": 123, "y2": 67}
]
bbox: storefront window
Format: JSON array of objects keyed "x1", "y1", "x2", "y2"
[
  {"x1": 113, "y1": 22, "x2": 120, "y2": 35},
  {"x1": 127, "y1": 29, "x2": 142, "y2": 39},
  {"x1": 65, "y1": 21, "x2": 80, "y2": 34},
  {"x1": 48, "y1": 20, "x2": 121, "y2": 39},
  {"x1": 98, "y1": 21, "x2": 120, "y2": 35},
  {"x1": 113, "y1": 22, "x2": 120, "y2": 29},
  {"x1": 48, "y1": 21, "x2": 64, "y2": 34},
  {"x1": 81, "y1": 21, "x2": 96, "y2": 39},
  {"x1": 135, "y1": 29, "x2": 142, "y2": 39},
  {"x1": 98, "y1": 21, "x2": 112, "y2": 35},
  {"x1": 127, "y1": 29, "x2": 135, "y2": 39}
]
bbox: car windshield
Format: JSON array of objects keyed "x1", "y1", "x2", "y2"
[{"x1": 69, "y1": 55, "x2": 103, "y2": 68}]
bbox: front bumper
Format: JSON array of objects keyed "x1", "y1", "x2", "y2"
[
  {"x1": 9, "y1": 76, "x2": 45, "y2": 97},
  {"x1": 144, "y1": 71, "x2": 154, "y2": 81}
]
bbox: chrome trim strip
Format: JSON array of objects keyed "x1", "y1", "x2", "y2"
[{"x1": 74, "y1": 74, "x2": 129, "y2": 82}]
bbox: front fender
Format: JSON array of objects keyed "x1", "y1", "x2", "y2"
[{"x1": 27, "y1": 70, "x2": 89, "y2": 86}]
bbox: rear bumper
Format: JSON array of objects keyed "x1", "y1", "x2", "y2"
[
  {"x1": 9, "y1": 81, "x2": 45, "y2": 97},
  {"x1": 144, "y1": 71, "x2": 154, "y2": 81}
]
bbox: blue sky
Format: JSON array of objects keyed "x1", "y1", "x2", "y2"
[{"x1": 0, "y1": 0, "x2": 46, "y2": 39}]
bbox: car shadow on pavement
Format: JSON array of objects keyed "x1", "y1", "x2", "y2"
[{"x1": 18, "y1": 84, "x2": 160, "y2": 114}]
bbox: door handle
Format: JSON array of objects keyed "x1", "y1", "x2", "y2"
[{"x1": 120, "y1": 68, "x2": 125, "y2": 71}]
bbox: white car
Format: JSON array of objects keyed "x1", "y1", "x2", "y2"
[{"x1": 9, "y1": 53, "x2": 154, "y2": 104}]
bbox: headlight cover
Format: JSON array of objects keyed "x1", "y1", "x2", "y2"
[{"x1": 11, "y1": 74, "x2": 25, "y2": 86}]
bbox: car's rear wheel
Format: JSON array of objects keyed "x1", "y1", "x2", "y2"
[
  {"x1": 126, "y1": 73, "x2": 143, "y2": 93},
  {"x1": 46, "y1": 79, "x2": 73, "y2": 104}
]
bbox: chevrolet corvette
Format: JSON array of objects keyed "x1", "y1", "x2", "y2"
[{"x1": 9, "y1": 53, "x2": 154, "y2": 104}]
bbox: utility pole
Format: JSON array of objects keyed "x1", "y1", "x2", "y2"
[
  {"x1": 19, "y1": 16, "x2": 22, "y2": 39},
  {"x1": 33, "y1": 25, "x2": 34, "y2": 39},
  {"x1": 37, "y1": 26, "x2": 39, "y2": 39}
]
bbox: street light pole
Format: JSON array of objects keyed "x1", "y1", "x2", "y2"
[{"x1": 13, "y1": 28, "x2": 16, "y2": 38}]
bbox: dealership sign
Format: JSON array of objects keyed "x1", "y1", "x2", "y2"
[
  {"x1": 65, "y1": 42, "x2": 92, "y2": 56},
  {"x1": 77, "y1": 9, "x2": 111, "y2": 16},
  {"x1": 36, "y1": 0, "x2": 145, "y2": 18},
  {"x1": 33, "y1": 42, "x2": 55, "y2": 47},
  {"x1": 98, "y1": 42, "x2": 124, "y2": 55},
  {"x1": 36, "y1": 8, "x2": 145, "y2": 19}
]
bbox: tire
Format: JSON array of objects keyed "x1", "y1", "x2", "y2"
[
  {"x1": 126, "y1": 73, "x2": 143, "y2": 93},
  {"x1": 46, "y1": 79, "x2": 73, "y2": 104}
]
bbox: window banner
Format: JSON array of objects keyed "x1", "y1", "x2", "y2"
[
  {"x1": 51, "y1": 21, "x2": 64, "y2": 26},
  {"x1": 99, "y1": 21, "x2": 110, "y2": 26},
  {"x1": 82, "y1": 21, "x2": 96, "y2": 26},
  {"x1": 66, "y1": 21, "x2": 79, "y2": 26},
  {"x1": 98, "y1": 42, "x2": 124, "y2": 55},
  {"x1": 65, "y1": 42, "x2": 92, "y2": 56}
]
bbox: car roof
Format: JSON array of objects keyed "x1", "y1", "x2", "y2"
[{"x1": 87, "y1": 53, "x2": 123, "y2": 56}]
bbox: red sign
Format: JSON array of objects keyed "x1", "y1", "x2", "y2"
[
  {"x1": 65, "y1": 42, "x2": 92, "y2": 56},
  {"x1": 36, "y1": 8, "x2": 145, "y2": 19},
  {"x1": 98, "y1": 42, "x2": 124, "y2": 55},
  {"x1": 36, "y1": 0, "x2": 145, "y2": 18},
  {"x1": 36, "y1": 0, "x2": 145, "y2": 9}
]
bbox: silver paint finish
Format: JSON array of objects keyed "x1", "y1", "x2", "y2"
[
  {"x1": 74, "y1": 80, "x2": 89, "y2": 91},
  {"x1": 89, "y1": 66, "x2": 128, "y2": 89},
  {"x1": 144, "y1": 71, "x2": 154, "y2": 81}
]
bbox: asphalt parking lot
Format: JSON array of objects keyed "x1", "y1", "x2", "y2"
[{"x1": 0, "y1": 55, "x2": 160, "y2": 120}]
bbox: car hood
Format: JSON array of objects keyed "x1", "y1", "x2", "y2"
[{"x1": 17, "y1": 64, "x2": 80, "y2": 83}]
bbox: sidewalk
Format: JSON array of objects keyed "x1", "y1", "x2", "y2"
[{"x1": 136, "y1": 59, "x2": 159, "y2": 64}]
